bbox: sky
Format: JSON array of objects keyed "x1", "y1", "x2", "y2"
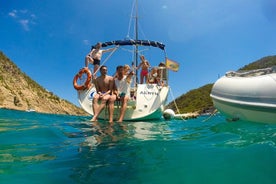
[{"x1": 1, "y1": 0, "x2": 276, "y2": 106}]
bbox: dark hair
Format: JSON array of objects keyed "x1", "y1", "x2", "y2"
[
  {"x1": 100, "y1": 65, "x2": 107, "y2": 70},
  {"x1": 116, "y1": 65, "x2": 123, "y2": 71}
]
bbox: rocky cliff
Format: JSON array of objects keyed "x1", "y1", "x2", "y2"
[{"x1": 0, "y1": 51, "x2": 88, "y2": 116}]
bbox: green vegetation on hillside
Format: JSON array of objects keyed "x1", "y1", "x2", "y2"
[
  {"x1": 238, "y1": 55, "x2": 276, "y2": 71},
  {"x1": 166, "y1": 55, "x2": 276, "y2": 114},
  {"x1": 0, "y1": 51, "x2": 87, "y2": 115},
  {"x1": 166, "y1": 84, "x2": 214, "y2": 114},
  {"x1": 0, "y1": 51, "x2": 62, "y2": 102}
]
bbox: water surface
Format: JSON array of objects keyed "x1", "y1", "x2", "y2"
[{"x1": 0, "y1": 109, "x2": 275, "y2": 184}]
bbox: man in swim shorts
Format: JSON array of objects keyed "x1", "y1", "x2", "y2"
[
  {"x1": 91, "y1": 65, "x2": 116, "y2": 123},
  {"x1": 137, "y1": 55, "x2": 150, "y2": 84}
]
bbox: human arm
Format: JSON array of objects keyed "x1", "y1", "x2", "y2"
[
  {"x1": 137, "y1": 62, "x2": 142, "y2": 70},
  {"x1": 145, "y1": 61, "x2": 151, "y2": 68},
  {"x1": 102, "y1": 46, "x2": 117, "y2": 53},
  {"x1": 126, "y1": 71, "x2": 134, "y2": 83}
]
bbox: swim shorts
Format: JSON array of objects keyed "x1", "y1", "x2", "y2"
[
  {"x1": 141, "y1": 69, "x2": 148, "y2": 76},
  {"x1": 93, "y1": 59, "x2": 100, "y2": 65}
]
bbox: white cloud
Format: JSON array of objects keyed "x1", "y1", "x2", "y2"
[
  {"x1": 83, "y1": 40, "x2": 90, "y2": 45},
  {"x1": 8, "y1": 9, "x2": 36, "y2": 31},
  {"x1": 19, "y1": 19, "x2": 30, "y2": 31},
  {"x1": 8, "y1": 10, "x2": 17, "y2": 18}
]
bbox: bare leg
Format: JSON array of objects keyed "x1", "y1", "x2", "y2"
[
  {"x1": 85, "y1": 56, "x2": 94, "y2": 67},
  {"x1": 91, "y1": 95, "x2": 108, "y2": 121},
  {"x1": 91, "y1": 97, "x2": 100, "y2": 121},
  {"x1": 108, "y1": 95, "x2": 116, "y2": 123},
  {"x1": 117, "y1": 96, "x2": 129, "y2": 122},
  {"x1": 93, "y1": 64, "x2": 99, "y2": 78}
]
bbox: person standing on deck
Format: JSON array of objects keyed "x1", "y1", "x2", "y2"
[
  {"x1": 137, "y1": 55, "x2": 151, "y2": 84},
  {"x1": 85, "y1": 42, "x2": 116, "y2": 77},
  {"x1": 91, "y1": 66, "x2": 116, "y2": 123},
  {"x1": 114, "y1": 65, "x2": 134, "y2": 122}
]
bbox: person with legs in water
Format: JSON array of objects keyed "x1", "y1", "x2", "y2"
[
  {"x1": 91, "y1": 65, "x2": 116, "y2": 123},
  {"x1": 113, "y1": 65, "x2": 134, "y2": 123}
]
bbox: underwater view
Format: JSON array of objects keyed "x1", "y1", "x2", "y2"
[{"x1": 0, "y1": 108, "x2": 275, "y2": 184}]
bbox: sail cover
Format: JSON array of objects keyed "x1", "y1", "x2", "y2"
[{"x1": 96, "y1": 40, "x2": 165, "y2": 50}]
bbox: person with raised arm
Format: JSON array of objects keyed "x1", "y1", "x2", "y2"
[
  {"x1": 114, "y1": 65, "x2": 134, "y2": 123},
  {"x1": 85, "y1": 42, "x2": 116, "y2": 77}
]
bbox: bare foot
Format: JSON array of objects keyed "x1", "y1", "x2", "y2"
[{"x1": 90, "y1": 118, "x2": 97, "y2": 122}]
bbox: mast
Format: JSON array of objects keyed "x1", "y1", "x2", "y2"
[{"x1": 134, "y1": 0, "x2": 139, "y2": 86}]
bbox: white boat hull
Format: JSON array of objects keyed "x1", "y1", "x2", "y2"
[
  {"x1": 211, "y1": 72, "x2": 276, "y2": 124},
  {"x1": 78, "y1": 84, "x2": 169, "y2": 121}
]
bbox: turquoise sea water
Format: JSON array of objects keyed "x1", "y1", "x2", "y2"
[{"x1": 0, "y1": 108, "x2": 275, "y2": 184}]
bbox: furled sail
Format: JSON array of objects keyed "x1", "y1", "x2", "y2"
[{"x1": 92, "y1": 40, "x2": 165, "y2": 50}]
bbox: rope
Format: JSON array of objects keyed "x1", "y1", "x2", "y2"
[
  {"x1": 202, "y1": 109, "x2": 218, "y2": 122},
  {"x1": 169, "y1": 87, "x2": 186, "y2": 121}
]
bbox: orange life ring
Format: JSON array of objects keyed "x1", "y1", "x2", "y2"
[{"x1": 73, "y1": 68, "x2": 92, "y2": 90}]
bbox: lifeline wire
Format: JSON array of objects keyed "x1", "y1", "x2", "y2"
[{"x1": 169, "y1": 87, "x2": 186, "y2": 121}]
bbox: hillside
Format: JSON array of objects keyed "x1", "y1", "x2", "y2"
[
  {"x1": 0, "y1": 51, "x2": 88, "y2": 116},
  {"x1": 238, "y1": 55, "x2": 276, "y2": 71},
  {"x1": 166, "y1": 84, "x2": 214, "y2": 114},
  {"x1": 167, "y1": 55, "x2": 276, "y2": 114}
]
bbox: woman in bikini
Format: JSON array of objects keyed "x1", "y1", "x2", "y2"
[{"x1": 137, "y1": 55, "x2": 151, "y2": 84}]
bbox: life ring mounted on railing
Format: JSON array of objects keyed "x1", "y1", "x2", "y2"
[{"x1": 73, "y1": 67, "x2": 92, "y2": 90}]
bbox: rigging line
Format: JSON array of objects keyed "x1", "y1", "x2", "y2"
[
  {"x1": 137, "y1": 21, "x2": 147, "y2": 40},
  {"x1": 202, "y1": 109, "x2": 218, "y2": 122},
  {"x1": 126, "y1": 0, "x2": 136, "y2": 39},
  {"x1": 134, "y1": 2, "x2": 147, "y2": 40},
  {"x1": 169, "y1": 87, "x2": 186, "y2": 121},
  {"x1": 130, "y1": 15, "x2": 147, "y2": 40},
  {"x1": 93, "y1": 46, "x2": 120, "y2": 76}
]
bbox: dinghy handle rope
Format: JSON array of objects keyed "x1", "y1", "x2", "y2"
[{"x1": 202, "y1": 109, "x2": 218, "y2": 122}]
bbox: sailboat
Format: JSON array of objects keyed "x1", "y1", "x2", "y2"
[{"x1": 73, "y1": 1, "x2": 177, "y2": 121}]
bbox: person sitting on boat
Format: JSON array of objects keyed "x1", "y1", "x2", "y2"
[
  {"x1": 114, "y1": 65, "x2": 134, "y2": 123},
  {"x1": 85, "y1": 42, "x2": 116, "y2": 77},
  {"x1": 91, "y1": 65, "x2": 116, "y2": 123},
  {"x1": 113, "y1": 64, "x2": 131, "y2": 79},
  {"x1": 147, "y1": 67, "x2": 159, "y2": 84},
  {"x1": 123, "y1": 64, "x2": 131, "y2": 75},
  {"x1": 137, "y1": 55, "x2": 151, "y2": 84},
  {"x1": 158, "y1": 62, "x2": 167, "y2": 86}
]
